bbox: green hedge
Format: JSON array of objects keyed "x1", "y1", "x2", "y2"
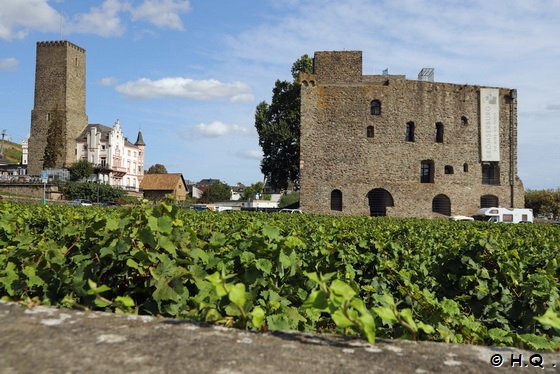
[{"x1": 1, "y1": 201, "x2": 560, "y2": 349}]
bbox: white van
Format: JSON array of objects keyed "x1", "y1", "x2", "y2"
[{"x1": 477, "y1": 207, "x2": 533, "y2": 223}]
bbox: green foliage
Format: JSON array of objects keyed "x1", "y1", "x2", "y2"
[
  {"x1": 1, "y1": 201, "x2": 560, "y2": 349},
  {"x1": 242, "y1": 182, "x2": 264, "y2": 200},
  {"x1": 147, "y1": 164, "x2": 168, "y2": 174},
  {"x1": 42, "y1": 109, "x2": 65, "y2": 169},
  {"x1": 200, "y1": 181, "x2": 231, "y2": 203},
  {"x1": 255, "y1": 55, "x2": 313, "y2": 190},
  {"x1": 61, "y1": 181, "x2": 126, "y2": 202},
  {"x1": 525, "y1": 189, "x2": 560, "y2": 220},
  {"x1": 279, "y1": 192, "x2": 299, "y2": 208},
  {"x1": 68, "y1": 160, "x2": 94, "y2": 181}
]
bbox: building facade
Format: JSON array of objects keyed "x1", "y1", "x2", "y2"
[
  {"x1": 299, "y1": 51, "x2": 524, "y2": 217},
  {"x1": 75, "y1": 120, "x2": 145, "y2": 191},
  {"x1": 28, "y1": 41, "x2": 88, "y2": 175}
]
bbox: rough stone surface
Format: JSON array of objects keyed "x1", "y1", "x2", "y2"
[
  {"x1": 1, "y1": 301, "x2": 558, "y2": 373},
  {"x1": 299, "y1": 51, "x2": 524, "y2": 217},
  {"x1": 28, "y1": 41, "x2": 88, "y2": 176}
]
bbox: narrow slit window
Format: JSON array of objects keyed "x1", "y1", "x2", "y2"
[
  {"x1": 436, "y1": 122, "x2": 444, "y2": 143},
  {"x1": 406, "y1": 122, "x2": 415, "y2": 142},
  {"x1": 366, "y1": 125, "x2": 374, "y2": 138}
]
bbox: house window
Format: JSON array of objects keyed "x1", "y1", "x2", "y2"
[
  {"x1": 420, "y1": 160, "x2": 434, "y2": 183},
  {"x1": 444, "y1": 165, "x2": 454, "y2": 174},
  {"x1": 432, "y1": 194, "x2": 451, "y2": 216},
  {"x1": 101, "y1": 145, "x2": 106, "y2": 150},
  {"x1": 461, "y1": 116, "x2": 468, "y2": 126},
  {"x1": 482, "y1": 162, "x2": 500, "y2": 185},
  {"x1": 100, "y1": 157, "x2": 107, "y2": 167},
  {"x1": 330, "y1": 189, "x2": 343, "y2": 211},
  {"x1": 366, "y1": 126, "x2": 374, "y2": 138},
  {"x1": 370, "y1": 100, "x2": 381, "y2": 115},
  {"x1": 463, "y1": 163, "x2": 469, "y2": 172},
  {"x1": 406, "y1": 122, "x2": 415, "y2": 142},
  {"x1": 480, "y1": 194, "x2": 499, "y2": 208},
  {"x1": 435, "y1": 122, "x2": 444, "y2": 143}
]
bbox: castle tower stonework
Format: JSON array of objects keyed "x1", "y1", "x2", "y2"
[
  {"x1": 28, "y1": 41, "x2": 88, "y2": 175},
  {"x1": 299, "y1": 51, "x2": 524, "y2": 217}
]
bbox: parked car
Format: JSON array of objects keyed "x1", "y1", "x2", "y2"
[{"x1": 70, "y1": 199, "x2": 93, "y2": 206}]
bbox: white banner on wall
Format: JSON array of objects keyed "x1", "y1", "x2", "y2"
[{"x1": 480, "y1": 88, "x2": 500, "y2": 161}]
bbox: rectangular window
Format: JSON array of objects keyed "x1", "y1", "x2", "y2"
[
  {"x1": 482, "y1": 162, "x2": 500, "y2": 185},
  {"x1": 420, "y1": 160, "x2": 434, "y2": 183},
  {"x1": 503, "y1": 214, "x2": 513, "y2": 222}
]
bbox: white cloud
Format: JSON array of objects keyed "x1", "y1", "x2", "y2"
[
  {"x1": 192, "y1": 121, "x2": 251, "y2": 138},
  {"x1": 0, "y1": 58, "x2": 18, "y2": 70},
  {"x1": 0, "y1": 0, "x2": 61, "y2": 40},
  {"x1": 236, "y1": 150, "x2": 263, "y2": 160},
  {"x1": 116, "y1": 77, "x2": 254, "y2": 102},
  {"x1": 129, "y1": 0, "x2": 191, "y2": 30},
  {"x1": 71, "y1": 0, "x2": 126, "y2": 37},
  {"x1": 99, "y1": 77, "x2": 118, "y2": 86}
]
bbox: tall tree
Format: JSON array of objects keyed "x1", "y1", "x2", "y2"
[
  {"x1": 255, "y1": 54, "x2": 313, "y2": 190},
  {"x1": 147, "y1": 163, "x2": 168, "y2": 174}
]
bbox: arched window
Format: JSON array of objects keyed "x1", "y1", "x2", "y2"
[
  {"x1": 366, "y1": 125, "x2": 374, "y2": 138},
  {"x1": 480, "y1": 195, "x2": 499, "y2": 208},
  {"x1": 461, "y1": 116, "x2": 468, "y2": 126},
  {"x1": 432, "y1": 194, "x2": 451, "y2": 216},
  {"x1": 367, "y1": 188, "x2": 394, "y2": 216},
  {"x1": 406, "y1": 122, "x2": 415, "y2": 142},
  {"x1": 463, "y1": 163, "x2": 468, "y2": 172},
  {"x1": 420, "y1": 160, "x2": 434, "y2": 183},
  {"x1": 330, "y1": 189, "x2": 343, "y2": 211},
  {"x1": 435, "y1": 122, "x2": 444, "y2": 143},
  {"x1": 370, "y1": 100, "x2": 381, "y2": 115},
  {"x1": 444, "y1": 165, "x2": 454, "y2": 174}
]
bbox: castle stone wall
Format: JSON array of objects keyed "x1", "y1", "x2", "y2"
[
  {"x1": 300, "y1": 51, "x2": 524, "y2": 217},
  {"x1": 28, "y1": 41, "x2": 88, "y2": 175}
]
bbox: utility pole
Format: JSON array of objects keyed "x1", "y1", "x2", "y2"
[{"x1": 0, "y1": 129, "x2": 6, "y2": 160}]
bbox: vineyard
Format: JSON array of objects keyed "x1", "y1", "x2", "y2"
[{"x1": 1, "y1": 201, "x2": 560, "y2": 350}]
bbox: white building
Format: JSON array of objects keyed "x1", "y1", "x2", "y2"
[{"x1": 75, "y1": 120, "x2": 145, "y2": 191}]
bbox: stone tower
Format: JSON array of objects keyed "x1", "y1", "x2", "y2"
[{"x1": 28, "y1": 40, "x2": 88, "y2": 175}]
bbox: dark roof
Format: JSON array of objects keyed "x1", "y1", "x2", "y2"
[
  {"x1": 135, "y1": 131, "x2": 145, "y2": 146},
  {"x1": 76, "y1": 124, "x2": 113, "y2": 141}
]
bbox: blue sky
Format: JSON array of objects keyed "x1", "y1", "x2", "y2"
[{"x1": 0, "y1": 0, "x2": 559, "y2": 189}]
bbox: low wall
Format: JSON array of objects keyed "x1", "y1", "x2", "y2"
[{"x1": 0, "y1": 183, "x2": 63, "y2": 200}]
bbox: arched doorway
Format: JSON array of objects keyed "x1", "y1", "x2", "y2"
[
  {"x1": 480, "y1": 194, "x2": 499, "y2": 208},
  {"x1": 367, "y1": 188, "x2": 394, "y2": 216},
  {"x1": 432, "y1": 194, "x2": 451, "y2": 216}
]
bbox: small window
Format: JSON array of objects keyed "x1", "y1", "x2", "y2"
[
  {"x1": 406, "y1": 122, "x2": 415, "y2": 142},
  {"x1": 522, "y1": 214, "x2": 528, "y2": 221},
  {"x1": 444, "y1": 165, "x2": 454, "y2": 174},
  {"x1": 420, "y1": 160, "x2": 434, "y2": 183},
  {"x1": 435, "y1": 122, "x2": 444, "y2": 143},
  {"x1": 47, "y1": 113, "x2": 51, "y2": 121},
  {"x1": 330, "y1": 189, "x2": 343, "y2": 211},
  {"x1": 461, "y1": 116, "x2": 468, "y2": 126},
  {"x1": 503, "y1": 214, "x2": 513, "y2": 222},
  {"x1": 370, "y1": 100, "x2": 381, "y2": 115},
  {"x1": 366, "y1": 126, "x2": 374, "y2": 138},
  {"x1": 101, "y1": 145, "x2": 106, "y2": 150},
  {"x1": 463, "y1": 163, "x2": 468, "y2": 172}
]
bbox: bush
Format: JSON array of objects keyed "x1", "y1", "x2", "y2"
[{"x1": 61, "y1": 181, "x2": 126, "y2": 203}]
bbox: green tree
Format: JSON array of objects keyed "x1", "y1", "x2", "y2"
[
  {"x1": 255, "y1": 54, "x2": 313, "y2": 190},
  {"x1": 525, "y1": 189, "x2": 560, "y2": 219},
  {"x1": 147, "y1": 164, "x2": 168, "y2": 174},
  {"x1": 68, "y1": 160, "x2": 94, "y2": 181},
  {"x1": 242, "y1": 181, "x2": 264, "y2": 200},
  {"x1": 279, "y1": 192, "x2": 299, "y2": 208},
  {"x1": 200, "y1": 181, "x2": 231, "y2": 203},
  {"x1": 42, "y1": 109, "x2": 65, "y2": 169}
]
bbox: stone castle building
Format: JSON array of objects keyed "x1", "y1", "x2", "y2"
[
  {"x1": 27, "y1": 40, "x2": 144, "y2": 191},
  {"x1": 299, "y1": 51, "x2": 524, "y2": 217}
]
